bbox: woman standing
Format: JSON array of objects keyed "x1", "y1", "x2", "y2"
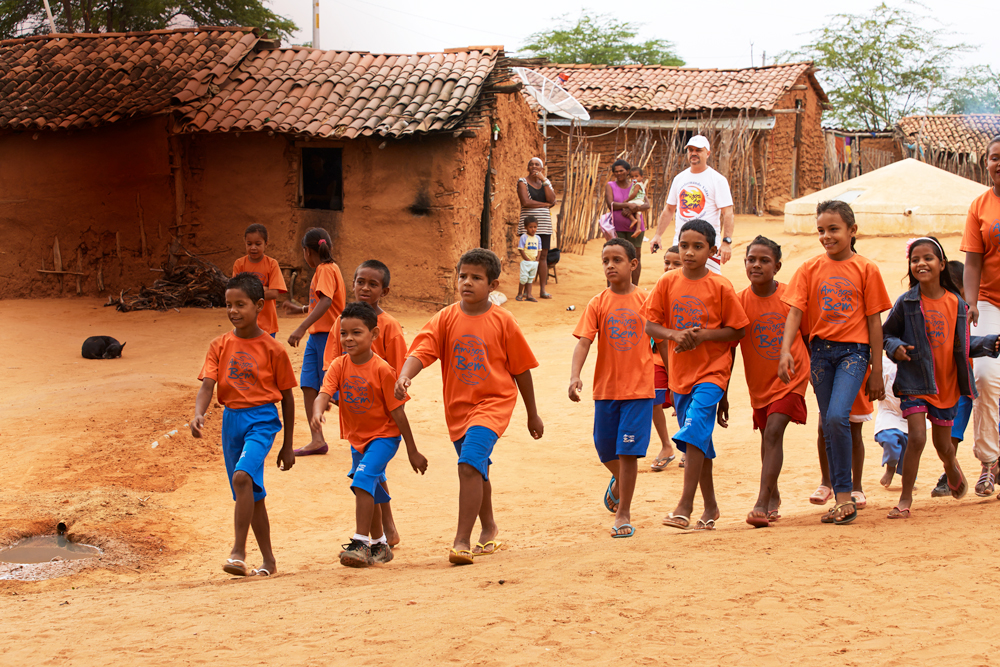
[
  {"x1": 517, "y1": 157, "x2": 557, "y2": 298},
  {"x1": 961, "y1": 135, "x2": 1000, "y2": 498},
  {"x1": 605, "y1": 159, "x2": 650, "y2": 284}
]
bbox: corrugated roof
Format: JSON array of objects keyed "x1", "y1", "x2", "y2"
[
  {"x1": 896, "y1": 114, "x2": 1000, "y2": 155},
  {"x1": 0, "y1": 27, "x2": 258, "y2": 131},
  {"x1": 533, "y1": 62, "x2": 825, "y2": 112},
  {"x1": 179, "y1": 47, "x2": 501, "y2": 138}
]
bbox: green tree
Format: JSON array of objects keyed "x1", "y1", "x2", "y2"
[
  {"x1": 0, "y1": 0, "x2": 297, "y2": 41},
  {"x1": 521, "y1": 12, "x2": 684, "y2": 67},
  {"x1": 939, "y1": 65, "x2": 1000, "y2": 114},
  {"x1": 788, "y1": 2, "x2": 968, "y2": 130}
]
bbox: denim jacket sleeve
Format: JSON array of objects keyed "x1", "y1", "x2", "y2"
[
  {"x1": 971, "y1": 334, "x2": 1000, "y2": 359},
  {"x1": 882, "y1": 298, "x2": 908, "y2": 359}
]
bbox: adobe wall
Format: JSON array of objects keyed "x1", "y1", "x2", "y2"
[
  {"x1": 0, "y1": 117, "x2": 176, "y2": 299},
  {"x1": 766, "y1": 73, "x2": 825, "y2": 213}
]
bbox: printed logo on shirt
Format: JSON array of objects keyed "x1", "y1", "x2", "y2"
[
  {"x1": 226, "y1": 351, "x2": 258, "y2": 390},
  {"x1": 751, "y1": 312, "x2": 784, "y2": 360},
  {"x1": 678, "y1": 185, "x2": 706, "y2": 219},
  {"x1": 924, "y1": 309, "x2": 947, "y2": 348},
  {"x1": 671, "y1": 295, "x2": 706, "y2": 330},
  {"x1": 990, "y1": 219, "x2": 1000, "y2": 247},
  {"x1": 246, "y1": 270, "x2": 266, "y2": 285},
  {"x1": 309, "y1": 286, "x2": 317, "y2": 310},
  {"x1": 605, "y1": 308, "x2": 644, "y2": 352},
  {"x1": 341, "y1": 375, "x2": 374, "y2": 414},
  {"x1": 452, "y1": 335, "x2": 491, "y2": 386},
  {"x1": 818, "y1": 276, "x2": 858, "y2": 323}
]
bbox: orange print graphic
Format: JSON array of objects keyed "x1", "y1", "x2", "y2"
[{"x1": 679, "y1": 186, "x2": 706, "y2": 217}]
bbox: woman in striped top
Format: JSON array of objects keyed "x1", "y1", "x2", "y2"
[{"x1": 517, "y1": 157, "x2": 557, "y2": 298}]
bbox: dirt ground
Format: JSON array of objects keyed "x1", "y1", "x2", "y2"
[{"x1": 1, "y1": 216, "x2": 996, "y2": 665}]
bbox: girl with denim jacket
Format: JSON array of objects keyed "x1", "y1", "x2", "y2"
[
  {"x1": 778, "y1": 201, "x2": 891, "y2": 526},
  {"x1": 882, "y1": 237, "x2": 1000, "y2": 518}
]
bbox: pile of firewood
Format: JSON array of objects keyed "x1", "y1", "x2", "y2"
[{"x1": 105, "y1": 254, "x2": 228, "y2": 312}]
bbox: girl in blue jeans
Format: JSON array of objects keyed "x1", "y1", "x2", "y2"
[{"x1": 778, "y1": 200, "x2": 891, "y2": 525}]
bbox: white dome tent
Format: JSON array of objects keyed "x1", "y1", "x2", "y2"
[{"x1": 784, "y1": 158, "x2": 988, "y2": 236}]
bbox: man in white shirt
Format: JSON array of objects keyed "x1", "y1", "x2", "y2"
[{"x1": 649, "y1": 135, "x2": 735, "y2": 274}]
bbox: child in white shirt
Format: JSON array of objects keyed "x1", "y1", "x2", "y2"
[
  {"x1": 875, "y1": 356, "x2": 908, "y2": 487},
  {"x1": 517, "y1": 218, "x2": 541, "y2": 302}
]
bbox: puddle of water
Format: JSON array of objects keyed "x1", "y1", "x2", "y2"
[{"x1": 0, "y1": 535, "x2": 101, "y2": 564}]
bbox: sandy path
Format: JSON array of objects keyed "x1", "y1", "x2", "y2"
[{"x1": 0, "y1": 218, "x2": 994, "y2": 665}]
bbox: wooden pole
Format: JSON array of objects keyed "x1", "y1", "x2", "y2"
[{"x1": 76, "y1": 249, "x2": 83, "y2": 295}]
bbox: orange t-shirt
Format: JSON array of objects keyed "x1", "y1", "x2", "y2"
[
  {"x1": 782, "y1": 253, "x2": 890, "y2": 344},
  {"x1": 321, "y1": 354, "x2": 406, "y2": 451},
  {"x1": 323, "y1": 311, "x2": 407, "y2": 373},
  {"x1": 199, "y1": 331, "x2": 297, "y2": 409},
  {"x1": 737, "y1": 283, "x2": 810, "y2": 409},
  {"x1": 915, "y1": 291, "x2": 961, "y2": 409},
  {"x1": 960, "y1": 188, "x2": 1000, "y2": 307},
  {"x1": 852, "y1": 369, "x2": 873, "y2": 416},
  {"x1": 407, "y1": 303, "x2": 538, "y2": 441},
  {"x1": 232, "y1": 255, "x2": 287, "y2": 335},
  {"x1": 643, "y1": 270, "x2": 750, "y2": 395},
  {"x1": 308, "y1": 262, "x2": 346, "y2": 335},
  {"x1": 572, "y1": 288, "x2": 655, "y2": 401}
]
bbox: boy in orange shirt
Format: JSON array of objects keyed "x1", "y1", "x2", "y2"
[
  {"x1": 569, "y1": 238, "x2": 654, "y2": 538},
  {"x1": 312, "y1": 302, "x2": 427, "y2": 567},
  {"x1": 644, "y1": 219, "x2": 749, "y2": 530},
  {"x1": 232, "y1": 224, "x2": 287, "y2": 337},
  {"x1": 322, "y1": 259, "x2": 407, "y2": 545},
  {"x1": 395, "y1": 249, "x2": 543, "y2": 565},
  {"x1": 651, "y1": 245, "x2": 682, "y2": 471},
  {"x1": 191, "y1": 273, "x2": 297, "y2": 577}
]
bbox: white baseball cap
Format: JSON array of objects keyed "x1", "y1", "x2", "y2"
[{"x1": 686, "y1": 135, "x2": 710, "y2": 150}]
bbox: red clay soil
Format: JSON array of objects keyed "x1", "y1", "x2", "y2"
[{"x1": 0, "y1": 217, "x2": 995, "y2": 664}]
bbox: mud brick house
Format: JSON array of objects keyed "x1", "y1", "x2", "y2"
[
  {"x1": 0, "y1": 27, "x2": 541, "y2": 305},
  {"x1": 895, "y1": 114, "x2": 1000, "y2": 185},
  {"x1": 532, "y1": 62, "x2": 829, "y2": 215}
]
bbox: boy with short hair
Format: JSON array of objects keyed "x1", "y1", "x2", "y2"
[
  {"x1": 191, "y1": 272, "x2": 297, "y2": 577},
  {"x1": 312, "y1": 301, "x2": 427, "y2": 568},
  {"x1": 395, "y1": 249, "x2": 544, "y2": 564},
  {"x1": 650, "y1": 245, "x2": 682, "y2": 472},
  {"x1": 322, "y1": 259, "x2": 408, "y2": 544},
  {"x1": 644, "y1": 219, "x2": 749, "y2": 530},
  {"x1": 569, "y1": 237, "x2": 654, "y2": 538},
  {"x1": 517, "y1": 218, "x2": 542, "y2": 302}
]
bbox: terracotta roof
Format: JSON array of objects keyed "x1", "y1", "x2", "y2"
[
  {"x1": 532, "y1": 62, "x2": 826, "y2": 112},
  {"x1": 180, "y1": 47, "x2": 501, "y2": 138},
  {"x1": 896, "y1": 114, "x2": 1000, "y2": 156},
  {"x1": 0, "y1": 28, "x2": 259, "y2": 131}
]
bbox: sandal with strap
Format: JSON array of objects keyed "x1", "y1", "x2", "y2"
[{"x1": 975, "y1": 460, "x2": 997, "y2": 497}]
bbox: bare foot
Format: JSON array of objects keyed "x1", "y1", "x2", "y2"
[
  {"x1": 880, "y1": 463, "x2": 896, "y2": 488},
  {"x1": 383, "y1": 521, "x2": 400, "y2": 548}
]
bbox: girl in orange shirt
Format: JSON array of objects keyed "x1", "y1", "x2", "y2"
[
  {"x1": 882, "y1": 237, "x2": 1000, "y2": 517},
  {"x1": 779, "y1": 201, "x2": 890, "y2": 526},
  {"x1": 283, "y1": 227, "x2": 346, "y2": 456}
]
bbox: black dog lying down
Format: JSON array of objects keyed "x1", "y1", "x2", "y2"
[{"x1": 82, "y1": 336, "x2": 126, "y2": 359}]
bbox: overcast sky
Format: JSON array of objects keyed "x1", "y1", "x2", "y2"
[{"x1": 269, "y1": 0, "x2": 998, "y2": 78}]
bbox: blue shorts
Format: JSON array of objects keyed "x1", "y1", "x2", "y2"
[
  {"x1": 952, "y1": 395, "x2": 973, "y2": 441},
  {"x1": 900, "y1": 397, "x2": 958, "y2": 427},
  {"x1": 300, "y1": 332, "x2": 329, "y2": 391},
  {"x1": 269, "y1": 333, "x2": 276, "y2": 339},
  {"x1": 221, "y1": 403, "x2": 282, "y2": 502},
  {"x1": 593, "y1": 399, "x2": 654, "y2": 463},
  {"x1": 453, "y1": 426, "x2": 498, "y2": 480},
  {"x1": 875, "y1": 428, "x2": 908, "y2": 467},
  {"x1": 349, "y1": 437, "x2": 399, "y2": 504},
  {"x1": 672, "y1": 383, "x2": 726, "y2": 459}
]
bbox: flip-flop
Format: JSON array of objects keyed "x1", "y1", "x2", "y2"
[
  {"x1": 473, "y1": 540, "x2": 503, "y2": 555},
  {"x1": 539, "y1": 293, "x2": 553, "y2": 299},
  {"x1": 662, "y1": 513, "x2": 690, "y2": 529},
  {"x1": 809, "y1": 485, "x2": 833, "y2": 505},
  {"x1": 448, "y1": 548, "x2": 475, "y2": 565},
  {"x1": 833, "y1": 501, "x2": 858, "y2": 526},
  {"x1": 949, "y1": 471, "x2": 969, "y2": 499},
  {"x1": 851, "y1": 491, "x2": 867, "y2": 509},
  {"x1": 767, "y1": 509, "x2": 781, "y2": 522},
  {"x1": 611, "y1": 523, "x2": 635, "y2": 538},
  {"x1": 604, "y1": 476, "x2": 619, "y2": 513},
  {"x1": 515, "y1": 295, "x2": 525, "y2": 302},
  {"x1": 678, "y1": 456, "x2": 685, "y2": 469},
  {"x1": 525, "y1": 296, "x2": 538, "y2": 302},
  {"x1": 695, "y1": 519, "x2": 717, "y2": 531},
  {"x1": 650, "y1": 455, "x2": 676, "y2": 472},
  {"x1": 223, "y1": 558, "x2": 248, "y2": 576},
  {"x1": 887, "y1": 506, "x2": 911, "y2": 519},
  {"x1": 746, "y1": 512, "x2": 770, "y2": 528},
  {"x1": 293, "y1": 444, "x2": 329, "y2": 456},
  {"x1": 250, "y1": 567, "x2": 271, "y2": 576}
]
